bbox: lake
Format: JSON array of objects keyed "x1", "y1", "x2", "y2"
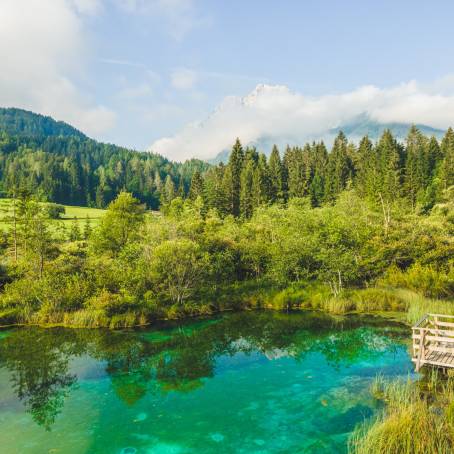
[{"x1": 0, "y1": 311, "x2": 413, "y2": 453}]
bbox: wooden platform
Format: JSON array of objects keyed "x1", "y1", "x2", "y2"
[{"x1": 412, "y1": 313, "x2": 454, "y2": 371}]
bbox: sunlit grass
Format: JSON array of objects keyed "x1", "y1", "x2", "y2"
[{"x1": 350, "y1": 373, "x2": 454, "y2": 454}]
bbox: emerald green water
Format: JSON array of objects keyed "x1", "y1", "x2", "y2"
[{"x1": 0, "y1": 312, "x2": 413, "y2": 453}]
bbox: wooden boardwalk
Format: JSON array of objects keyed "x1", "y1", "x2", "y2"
[{"x1": 412, "y1": 313, "x2": 454, "y2": 371}]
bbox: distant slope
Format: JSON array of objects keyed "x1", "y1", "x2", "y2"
[
  {"x1": 329, "y1": 114, "x2": 445, "y2": 141},
  {"x1": 0, "y1": 107, "x2": 86, "y2": 138},
  {"x1": 209, "y1": 115, "x2": 446, "y2": 163}
]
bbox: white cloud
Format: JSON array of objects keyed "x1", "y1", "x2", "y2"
[
  {"x1": 0, "y1": 0, "x2": 116, "y2": 137},
  {"x1": 150, "y1": 80, "x2": 454, "y2": 161},
  {"x1": 171, "y1": 68, "x2": 197, "y2": 90}
]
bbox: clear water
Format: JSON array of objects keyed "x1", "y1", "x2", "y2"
[{"x1": 0, "y1": 311, "x2": 413, "y2": 453}]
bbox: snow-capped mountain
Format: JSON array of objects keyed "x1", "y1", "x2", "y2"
[{"x1": 150, "y1": 83, "x2": 448, "y2": 163}]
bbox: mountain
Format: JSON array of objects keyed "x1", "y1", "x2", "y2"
[
  {"x1": 151, "y1": 83, "x2": 448, "y2": 164},
  {"x1": 208, "y1": 114, "x2": 445, "y2": 164},
  {"x1": 0, "y1": 107, "x2": 86, "y2": 139},
  {"x1": 328, "y1": 114, "x2": 445, "y2": 141},
  {"x1": 0, "y1": 108, "x2": 209, "y2": 208}
]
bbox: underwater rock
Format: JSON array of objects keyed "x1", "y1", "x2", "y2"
[
  {"x1": 120, "y1": 447, "x2": 137, "y2": 454},
  {"x1": 133, "y1": 412, "x2": 148, "y2": 422},
  {"x1": 210, "y1": 433, "x2": 225, "y2": 442},
  {"x1": 320, "y1": 405, "x2": 373, "y2": 434}
]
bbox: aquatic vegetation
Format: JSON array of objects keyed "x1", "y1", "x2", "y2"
[{"x1": 350, "y1": 374, "x2": 454, "y2": 454}]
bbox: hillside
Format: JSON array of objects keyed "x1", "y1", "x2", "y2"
[
  {"x1": 0, "y1": 108, "x2": 209, "y2": 209},
  {"x1": 0, "y1": 108, "x2": 86, "y2": 139}
]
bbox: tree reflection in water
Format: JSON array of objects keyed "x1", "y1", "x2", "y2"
[{"x1": 0, "y1": 311, "x2": 408, "y2": 430}]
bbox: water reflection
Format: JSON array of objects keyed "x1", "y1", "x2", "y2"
[{"x1": 0, "y1": 311, "x2": 409, "y2": 430}]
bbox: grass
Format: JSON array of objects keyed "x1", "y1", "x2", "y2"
[
  {"x1": 0, "y1": 198, "x2": 106, "y2": 232},
  {"x1": 349, "y1": 373, "x2": 454, "y2": 454}
]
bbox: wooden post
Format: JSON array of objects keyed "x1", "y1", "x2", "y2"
[{"x1": 416, "y1": 329, "x2": 426, "y2": 372}]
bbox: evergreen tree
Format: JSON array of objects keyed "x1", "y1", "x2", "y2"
[
  {"x1": 83, "y1": 215, "x2": 92, "y2": 240},
  {"x1": 354, "y1": 136, "x2": 374, "y2": 198},
  {"x1": 440, "y1": 128, "x2": 454, "y2": 190},
  {"x1": 252, "y1": 154, "x2": 270, "y2": 208},
  {"x1": 404, "y1": 126, "x2": 429, "y2": 208},
  {"x1": 325, "y1": 132, "x2": 352, "y2": 201},
  {"x1": 177, "y1": 177, "x2": 185, "y2": 199},
  {"x1": 161, "y1": 175, "x2": 176, "y2": 206},
  {"x1": 227, "y1": 139, "x2": 244, "y2": 217},
  {"x1": 268, "y1": 145, "x2": 283, "y2": 203},
  {"x1": 240, "y1": 157, "x2": 255, "y2": 218},
  {"x1": 69, "y1": 217, "x2": 81, "y2": 241},
  {"x1": 378, "y1": 130, "x2": 403, "y2": 202},
  {"x1": 189, "y1": 170, "x2": 204, "y2": 200}
]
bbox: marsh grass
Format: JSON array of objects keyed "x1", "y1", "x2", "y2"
[{"x1": 350, "y1": 372, "x2": 454, "y2": 454}]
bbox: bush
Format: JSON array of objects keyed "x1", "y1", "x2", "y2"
[
  {"x1": 45, "y1": 203, "x2": 66, "y2": 219},
  {"x1": 380, "y1": 263, "x2": 454, "y2": 299}
]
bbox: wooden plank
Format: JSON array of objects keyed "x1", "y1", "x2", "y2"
[
  {"x1": 428, "y1": 313, "x2": 454, "y2": 319},
  {"x1": 411, "y1": 358, "x2": 454, "y2": 369},
  {"x1": 424, "y1": 328, "x2": 454, "y2": 337},
  {"x1": 434, "y1": 321, "x2": 454, "y2": 329},
  {"x1": 427, "y1": 346, "x2": 454, "y2": 355},
  {"x1": 412, "y1": 334, "x2": 454, "y2": 343}
]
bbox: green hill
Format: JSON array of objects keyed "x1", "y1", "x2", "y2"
[
  {"x1": 0, "y1": 108, "x2": 209, "y2": 209},
  {"x1": 0, "y1": 107, "x2": 86, "y2": 138}
]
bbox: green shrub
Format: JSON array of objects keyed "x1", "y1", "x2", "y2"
[
  {"x1": 380, "y1": 263, "x2": 454, "y2": 299},
  {"x1": 45, "y1": 203, "x2": 66, "y2": 219}
]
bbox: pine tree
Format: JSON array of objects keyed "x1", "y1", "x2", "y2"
[
  {"x1": 240, "y1": 159, "x2": 254, "y2": 218},
  {"x1": 252, "y1": 153, "x2": 270, "y2": 208},
  {"x1": 83, "y1": 215, "x2": 92, "y2": 240},
  {"x1": 161, "y1": 175, "x2": 176, "y2": 206},
  {"x1": 354, "y1": 136, "x2": 374, "y2": 198},
  {"x1": 376, "y1": 129, "x2": 403, "y2": 203},
  {"x1": 227, "y1": 139, "x2": 244, "y2": 217},
  {"x1": 440, "y1": 128, "x2": 454, "y2": 190},
  {"x1": 69, "y1": 217, "x2": 81, "y2": 241},
  {"x1": 189, "y1": 170, "x2": 204, "y2": 200},
  {"x1": 404, "y1": 126, "x2": 429, "y2": 208},
  {"x1": 268, "y1": 145, "x2": 283, "y2": 203},
  {"x1": 177, "y1": 177, "x2": 185, "y2": 198},
  {"x1": 325, "y1": 132, "x2": 352, "y2": 201}
]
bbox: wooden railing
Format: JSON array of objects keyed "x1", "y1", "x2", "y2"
[{"x1": 412, "y1": 313, "x2": 454, "y2": 371}]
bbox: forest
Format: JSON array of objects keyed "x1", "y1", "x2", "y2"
[
  {"x1": 0, "y1": 108, "x2": 209, "y2": 209},
  {"x1": 0, "y1": 122, "x2": 451, "y2": 328}
]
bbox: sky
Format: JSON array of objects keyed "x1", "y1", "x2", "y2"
[{"x1": 2, "y1": 0, "x2": 454, "y2": 161}]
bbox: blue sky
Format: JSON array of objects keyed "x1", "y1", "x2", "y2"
[{"x1": 2, "y1": 0, "x2": 454, "y2": 160}]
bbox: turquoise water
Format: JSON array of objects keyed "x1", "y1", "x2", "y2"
[{"x1": 0, "y1": 311, "x2": 413, "y2": 453}]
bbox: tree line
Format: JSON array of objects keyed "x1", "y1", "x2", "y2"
[
  {"x1": 184, "y1": 127, "x2": 453, "y2": 218},
  {"x1": 0, "y1": 133, "x2": 208, "y2": 210}
]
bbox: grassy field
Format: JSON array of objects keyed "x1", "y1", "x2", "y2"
[{"x1": 0, "y1": 198, "x2": 106, "y2": 232}]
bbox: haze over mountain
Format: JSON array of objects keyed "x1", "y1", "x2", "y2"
[{"x1": 151, "y1": 83, "x2": 449, "y2": 162}]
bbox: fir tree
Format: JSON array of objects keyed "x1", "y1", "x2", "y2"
[
  {"x1": 227, "y1": 139, "x2": 244, "y2": 217},
  {"x1": 189, "y1": 170, "x2": 204, "y2": 200},
  {"x1": 268, "y1": 145, "x2": 283, "y2": 203}
]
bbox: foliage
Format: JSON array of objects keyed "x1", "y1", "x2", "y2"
[{"x1": 45, "y1": 203, "x2": 65, "y2": 219}]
